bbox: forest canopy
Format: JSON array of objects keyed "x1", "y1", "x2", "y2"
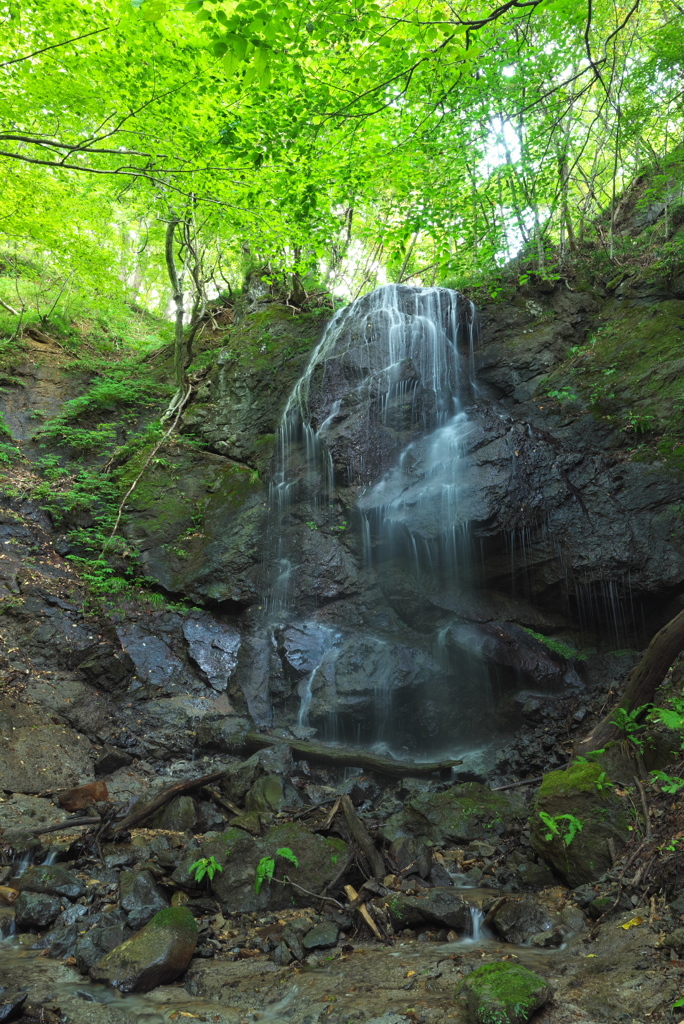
[{"x1": 0, "y1": 0, "x2": 682, "y2": 315}]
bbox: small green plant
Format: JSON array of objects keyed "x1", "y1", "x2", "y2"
[
  {"x1": 595, "y1": 771, "x2": 612, "y2": 792},
  {"x1": 547, "y1": 386, "x2": 579, "y2": 402},
  {"x1": 254, "y1": 846, "x2": 299, "y2": 894},
  {"x1": 610, "y1": 705, "x2": 651, "y2": 752},
  {"x1": 189, "y1": 855, "x2": 223, "y2": 884},
  {"x1": 520, "y1": 627, "x2": 588, "y2": 661},
  {"x1": 538, "y1": 811, "x2": 583, "y2": 846},
  {"x1": 650, "y1": 770, "x2": 684, "y2": 795},
  {"x1": 305, "y1": 521, "x2": 318, "y2": 531},
  {"x1": 573, "y1": 748, "x2": 607, "y2": 765}
]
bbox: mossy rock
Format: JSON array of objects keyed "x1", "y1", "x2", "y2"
[
  {"x1": 457, "y1": 960, "x2": 553, "y2": 1024},
  {"x1": 530, "y1": 761, "x2": 632, "y2": 886},
  {"x1": 245, "y1": 774, "x2": 283, "y2": 813},
  {"x1": 122, "y1": 445, "x2": 266, "y2": 604},
  {"x1": 89, "y1": 907, "x2": 198, "y2": 993},
  {"x1": 381, "y1": 782, "x2": 525, "y2": 844},
  {"x1": 174, "y1": 822, "x2": 348, "y2": 914}
]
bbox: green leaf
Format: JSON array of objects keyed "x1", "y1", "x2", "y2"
[
  {"x1": 276, "y1": 846, "x2": 299, "y2": 867},
  {"x1": 141, "y1": 0, "x2": 168, "y2": 22},
  {"x1": 254, "y1": 856, "x2": 275, "y2": 894},
  {"x1": 184, "y1": 0, "x2": 204, "y2": 10}
]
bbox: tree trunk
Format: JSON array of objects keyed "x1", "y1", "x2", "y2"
[
  {"x1": 577, "y1": 608, "x2": 684, "y2": 754},
  {"x1": 164, "y1": 217, "x2": 187, "y2": 393}
]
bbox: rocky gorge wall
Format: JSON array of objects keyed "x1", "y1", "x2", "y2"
[{"x1": 1, "y1": 268, "x2": 684, "y2": 775}]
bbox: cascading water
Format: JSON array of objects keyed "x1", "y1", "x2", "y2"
[{"x1": 259, "y1": 284, "x2": 498, "y2": 756}]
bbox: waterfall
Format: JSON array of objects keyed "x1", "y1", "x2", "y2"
[{"x1": 260, "y1": 283, "x2": 494, "y2": 754}]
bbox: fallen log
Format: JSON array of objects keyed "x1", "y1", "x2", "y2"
[
  {"x1": 111, "y1": 770, "x2": 226, "y2": 834},
  {"x1": 340, "y1": 795, "x2": 385, "y2": 879},
  {"x1": 241, "y1": 733, "x2": 462, "y2": 777}
]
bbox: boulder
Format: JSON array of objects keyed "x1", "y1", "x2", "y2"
[
  {"x1": 0, "y1": 990, "x2": 28, "y2": 1023},
  {"x1": 19, "y1": 864, "x2": 86, "y2": 900},
  {"x1": 382, "y1": 783, "x2": 525, "y2": 844},
  {"x1": 457, "y1": 960, "x2": 553, "y2": 1024},
  {"x1": 75, "y1": 917, "x2": 131, "y2": 973},
  {"x1": 14, "y1": 891, "x2": 62, "y2": 930},
  {"x1": 95, "y1": 744, "x2": 133, "y2": 776},
  {"x1": 119, "y1": 869, "x2": 169, "y2": 929},
  {"x1": 151, "y1": 796, "x2": 197, "y2": 832},
  {"x1": 245, "y1": 775, "x2": 283, "y2": 813},
  {"x1": 377, "y1": 889, "x2": 471, "y2": 932},
  {"x1": 175, "y1": 822, "x2": 348, "y2": 913},
  {"x1": 530, "y1": 761, "x2": 632, "y2": 886},
  {"x1": 302, "y1": 921, "x2": 338, "y2": 950},
  {"x1": 483, "y1": 896, "x2": 564, "y2": 946},
  {"x1": 89, "y1": 907, "x2": 198, "y2": 993}
]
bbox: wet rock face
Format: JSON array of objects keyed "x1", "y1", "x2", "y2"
[
  {"x1": 14, "y1": 892, "x2": 62, "y2": 930},
  {"x1": 0, "y1": 698, "x2": 95, "y2": 794},
  {"x1": 89, "y1": 906, "x2": 198, "y2": 993}
]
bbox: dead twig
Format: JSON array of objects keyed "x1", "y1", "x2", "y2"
[
  {"x1": 344, "y1": 883, "x2": 384, "y2": 941},
  {"x1": 634, "y1": 775, "x2": 652, "y2": 839}
]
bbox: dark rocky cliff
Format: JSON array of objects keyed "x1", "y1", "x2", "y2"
[{"x1": 1, "y1": 270, "x2": 683, "y2": 773}]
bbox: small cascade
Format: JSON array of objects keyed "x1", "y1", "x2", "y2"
[{"x1": 466, "y1": 905, "x2": 486, "y2": 942}]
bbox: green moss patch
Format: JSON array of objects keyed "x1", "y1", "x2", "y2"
[{"x1": 458, "y1": 960, "x2": 552, "y2": 1024}]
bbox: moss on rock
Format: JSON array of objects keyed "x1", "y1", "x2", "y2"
[
  {"x1": 457, "y1": 960, "x2": 553, "y2": 1024},
  {"x1": 89, "y1": 906, "x2": 198, "y2": 993},
  {"x1": 531, "y1": 762, "x2": 632, "y2": 886}
]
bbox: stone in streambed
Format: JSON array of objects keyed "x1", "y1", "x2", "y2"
[
  {"x1": 530, "y1": 760, "x2": 631, "y2": 886},
  {"x1": 483, "y1": 895, "x2": 563, "y2": 945},
  {"x1": 378, "y1": 889, "x2": 471, "y2": 931},
  {"x1": 14, "y1": 891, "x2": 62, "y2": 930},
  {"x1": 18, "y1": 864, "x2": 86, "y2": 900},
  {"x1": 0, "y1": 990, "x2": 28, "y2": 1023},
  {"x1": 90, "y1": 907, "x2": 198, "y2": 993},
  {"x1": 457, "y1": 960, "x2": 553, "y2": 1024},
  {"x1": 302, "y1": 921, "x2": 338, "y2": 950},
  {"x1": 75, "y1": 916, "x2": 131, "y2": 973},
  {"x1": 119, "y1": 869, "x2": 169, "y2": 929}
]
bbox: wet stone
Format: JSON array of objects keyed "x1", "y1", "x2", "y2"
[
  {"x1": 302, "y1": 921, "x2": 338, "y2": 950},
  {"x1": 75, "y1": 918, "x2": 130, "y2": 973},
  {"x1": 458, "y1": 960, "x2": 553, "y2": 1024},
  {"x1": 14, "y1": 891, "x2": 62, "y2": 930},
  {"x1": 119, "y1": 869, "x2": 169, "y2": 929},
  {"x1": 94, "y1": 743, "x2": 133, "y2": 776},
  {"x1": 90, "y1": 906, "x2": 199, "y2": 993},
  {"x1": 0, "y1": 990, "x2": 28, "y2": 1023},
  {"x1": 18, "y1": 864, "x2": 86, "y2": 900}
]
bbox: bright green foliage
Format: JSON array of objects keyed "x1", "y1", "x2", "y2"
[
  {"x1": 650, "y1": 770, "x2": 684, "y2": 795},
  {"x1": 254, "y1": 846, "x2": 299, "y2": 894},
  {"x1": 520, "y1": 627, "x2": 588, "y2": 661},
  {"x1": 538, "y1": 811, "x2": 584, "y2": 846},
  {"x1": 610, "y1": 706, "x2": 652, "y2": 752},
  {"x1": 189, "y1": 855, "x2": 223, "y2": 884}
]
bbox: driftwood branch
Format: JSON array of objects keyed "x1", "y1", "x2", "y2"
[
  {"x1": 110, "y1": 770, "x2": 226, "y2": 834},
  {"x1": 344, "y1": 883, "x2": 383, "y2": 940},
  {"x1": 241, "y1": 733, "x2": 462, "y2": 777},
  {"x1": 341, "y1": 795, "x2": 385, "y2": 879}
]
